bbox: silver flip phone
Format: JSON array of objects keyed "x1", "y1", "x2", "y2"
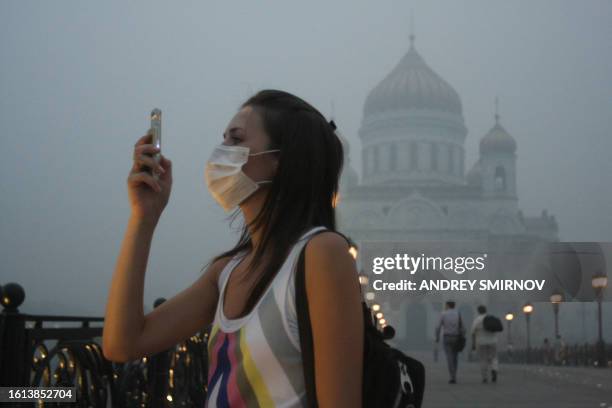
[{"x1": 150, "y1": 108, "x2": 162, "y2": 180}]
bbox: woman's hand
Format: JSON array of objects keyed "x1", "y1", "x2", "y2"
[{"x1": 127, "y1": 130, "x2": 173, "y2": 223}]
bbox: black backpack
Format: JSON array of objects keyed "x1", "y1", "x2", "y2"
[
  {"x1": 295, "y1": 231, "x2": 425, "y2": 408},
  {"x1": 454, "y1": 314, "x2": 467, "y2": 353},
  {"x1": 483, "y1": 315, "x2": 504, "y2": 333}
]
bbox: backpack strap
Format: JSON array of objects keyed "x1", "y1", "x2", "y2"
[
  {"x1": 296, "y1": 229, "x2": 352, "y2": 408},
  {"x1": 459, "y1": 312, "x2": 464, "y2": 334}
]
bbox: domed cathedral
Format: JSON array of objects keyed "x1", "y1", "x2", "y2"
[{"x1": 336, "y1": 32, "x2": 559, "y2": 349}]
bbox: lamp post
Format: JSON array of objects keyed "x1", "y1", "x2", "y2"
[
  {"x1": 550, "y1": 292, "x2": 563, "y2": 339},
  {"x1": 591, "y1": 273, "x2": 608, "y2": 368},
  {"x1": 522, "y1": 303, "x2": 534, "y2": 363},
  {"x1": 505, "y1": 313, "x2": 514, "y2": 345},
  {"x1": 505, "y1": 312, "x2": 515, "y2": 362}
]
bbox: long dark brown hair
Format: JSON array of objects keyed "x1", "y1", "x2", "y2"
[{"x1": 204, "y1": 89, "x2": 344, "y2": 316}]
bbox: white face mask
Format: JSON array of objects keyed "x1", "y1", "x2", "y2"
[{"x1": 204, "y1": 144, "x2": 280, "y2": 212}]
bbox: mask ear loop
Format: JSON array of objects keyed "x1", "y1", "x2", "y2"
[
  {"x1": 249, "y1": 149, "x2": 280, "y2": 156},
  {"x1": 247, "y1": 142, "x2": 280, "y2": 191},
  {"x1": 250, "y1": 148, "x2": 281, "y2": 200},
  {"x1": 255, "y1": 178, "x2": 279, "y2": 201},
  {"x1": 250, "y1": 149, "x2": 279, "y2": 185},
  {"x1": 249, "y1": 149, "x2": 280, "y2": 184}
]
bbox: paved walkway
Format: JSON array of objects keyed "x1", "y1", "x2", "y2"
[{"x1": 408, "y1": 351, "x2": 612, "y2": 408}]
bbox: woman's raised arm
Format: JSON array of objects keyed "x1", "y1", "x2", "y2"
[{"x1": 102, "y1": 213, "x2": 229, "y2": 362}]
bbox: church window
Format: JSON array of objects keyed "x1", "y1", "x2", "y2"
[
  {"x1": 390, "y1": 143, "x2": 397, "y2": 171},
  {"x1": 431, "y1": 143, "x2": 438, "y2": 171},
  {"x1": 494, "y1": 165, "x2": 506, "y2": 191},
  {"x1": 410, "y1": 141, "x2": 418, "y2": 171},
  {"x1": 373, "y1": 145, "x2": 379, "y2": 172}
]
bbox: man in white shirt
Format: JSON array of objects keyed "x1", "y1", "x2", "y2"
[
  {"x1": 435, "y1": 301, "x2": 465, "y2": 384},
  {"x1": 471, "y1": 305, "x2": 499, "y2": 383}
]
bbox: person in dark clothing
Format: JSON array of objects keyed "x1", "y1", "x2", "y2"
[{"x1": 435, "y1": 301, "x2": 465, "y2": 384}]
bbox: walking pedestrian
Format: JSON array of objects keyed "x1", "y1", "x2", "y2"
[
  {"x1": 471, "y1": 305, "x2": 499, "y2": 383},
  {"x1": 435, "y1": 301, "x2": 465, "y2": 384}
]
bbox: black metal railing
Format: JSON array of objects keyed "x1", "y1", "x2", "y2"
[
  {"x1": 0, "y1": 282, "x2": 210, "y2": 407},
  {"x1": 499, "y1": 342, "x2": 612, "y2": 368}
]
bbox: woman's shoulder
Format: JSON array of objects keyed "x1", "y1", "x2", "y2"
[
  {"x1": 205, "y1": 254, "x2": 236, "y2": 288},
  {"x1": 210, "y1": 254, "x2": 234, "y2": 270},
  {"x1": 305, "y1": 230, "x2": 350, "y2": 254},
  {"x1": 303, "y1": 230, "x2": 356, "y2": 286}
]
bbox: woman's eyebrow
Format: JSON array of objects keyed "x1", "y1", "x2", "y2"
[{"x1": 222, "y1": 127, "x2": 244, "y2": 139}]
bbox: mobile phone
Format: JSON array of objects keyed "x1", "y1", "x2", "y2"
[{"x1": 150, "y1": 108, "x2": 162, "y2": 180}]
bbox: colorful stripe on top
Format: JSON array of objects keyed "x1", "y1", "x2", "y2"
[{"x1": 207, "y1": 323, "x2": 274, "y2": 407}]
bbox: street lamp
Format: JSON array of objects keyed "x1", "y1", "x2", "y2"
[
  {"x1": 358, "y1": 273, "x2": 369, "y2": 286},
  {"x1": 550, "y1": 292, "x2": 563, "y2": 339},
  {"x1": 505, "y1": 312, "x2": 514, "y2": 345},
  {"x1": 347, "y1": 238, "x2": 358, "y2": 260},
  {"x1": 370, "y1": 304, "x2": 383, "y2": 327},
  {"x1": 591, "y1": 272, "x2": 608, "y2": 368},
  {"x1": 523, "y1": 303, "x2": 534, "y2": 363}
]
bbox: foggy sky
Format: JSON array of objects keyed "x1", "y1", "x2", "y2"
[{"x1": 1, "y1": 0, "x2": 611, "y2": 319}]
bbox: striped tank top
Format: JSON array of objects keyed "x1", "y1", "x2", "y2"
[{"x1": 205, "y1": 226, "x2": 327, "y2": 408}]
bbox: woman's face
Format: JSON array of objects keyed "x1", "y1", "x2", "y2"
[{"x1": 222, "y1": 105, "x2": 278, "y2": 184}]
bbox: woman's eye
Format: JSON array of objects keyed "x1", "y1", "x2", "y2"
[{"x1": 232, "y1": 136, "x2": 241, "y2": 144}]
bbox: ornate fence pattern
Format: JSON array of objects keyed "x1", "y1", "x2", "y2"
[
  {"x1": 500, "y1": 343, "x2": 612, "y2": 368},
  {"x1": 0, "y1": 283, "x2": 210, "y2": 407}
]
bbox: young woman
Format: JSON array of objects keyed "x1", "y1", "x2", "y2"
[{"x1": 102, "y1": 89, "x2": 364, "y2": 407}]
